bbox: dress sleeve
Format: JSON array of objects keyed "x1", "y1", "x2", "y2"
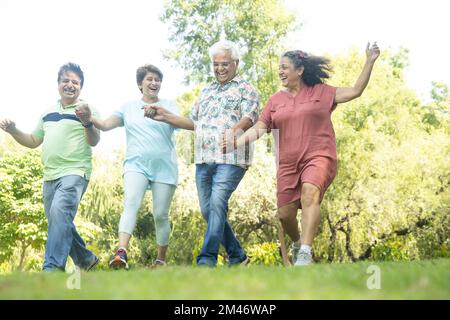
[{"x1": 320, "y1": 83, "x2": 338, "y2": 112}]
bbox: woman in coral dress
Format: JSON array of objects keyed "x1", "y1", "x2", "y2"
[{"x1": 223, "y1": 43, "x2": 380, "y2": 266}]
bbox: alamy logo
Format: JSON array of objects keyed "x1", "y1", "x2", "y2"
[
  {"x1": 66, "y1": 265, "x2": 81, "y2": 290},
  {"x1": 366, "y1": 265, "x2": 381, "y2": 290}
]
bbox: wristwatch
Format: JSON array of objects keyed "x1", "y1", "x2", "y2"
[{"x1": 82, "y1": 121, "x2": 93, "y2": 128}]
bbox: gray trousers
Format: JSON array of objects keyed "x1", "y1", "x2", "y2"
[{"x1": 42, "y1": 175, "x2": 95, "y2": 271}]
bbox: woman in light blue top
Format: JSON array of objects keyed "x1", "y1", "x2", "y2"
[{"x1": 76, "y1": 64, "x2": 179, "y2": 269}]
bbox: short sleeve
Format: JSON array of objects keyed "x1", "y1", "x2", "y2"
[
  {"x1": 169, "y1": 100, "x2": 180, "y2": 116},
  {"x1": 189, "y1": 89, "x2": 205, "y2": 123},
  {"x1": 240, "y1": 84, "x2": 259, "y2": 124},
  {"x1": 258, "y1": 98, "x2": 273, "y2": 131},
  {"x1": 320, "y1": 84, "x2": 337, "y2": 112},
  {"x1": 166, "y1": 100, "x2": 181, "y2": 132},
  {"x1": 112, "y1": 104, "x2": 125, "y2": 120},
  {"x1": 32, "y1": 117, "x2": 44, "y2": 139}
]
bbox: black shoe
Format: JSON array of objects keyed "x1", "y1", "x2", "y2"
[
  {"x1": 239, "y1": 256, "x2": 250, "y2": 266},
  {"x1": 86, "y1": 255, "x2": 99, "y2": 272},
  {"x1": 229, "y1": 255, "x2": 250, "y2": 267}
]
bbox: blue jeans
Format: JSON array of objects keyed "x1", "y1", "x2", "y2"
[
  {"x1": 42, "y1": 175, "x2": 96, "y2": 271},
  {"x1": 195, "y1": 164, "x2": 247, "y2": 266}
]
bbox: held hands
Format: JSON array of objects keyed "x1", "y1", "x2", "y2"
[
  {"x1": 142, "y1": 105, "x2": 169, "y2": 122},
  {"x1": 220, "y1": 129, "x2": 239, "y2": 154},
  {"x1": 74, "y1": 103, "x2": 92, "y2": 126},
  {"x1": 366, "y1": 42, "x2": 380, "y2": 63},
  {"x1": 0, "y1": 119, "x2": 16, "y2": 133}
]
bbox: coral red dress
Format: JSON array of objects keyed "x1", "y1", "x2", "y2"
[{"x1": 259, "y1": 83, "x2": 338, "y2": 208}]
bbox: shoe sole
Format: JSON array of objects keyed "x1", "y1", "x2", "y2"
[
  {"x1": 240, "y1": 257, "x2": 250, "y2": 266},
  {"x1": 228, "y1": 257, "x2": 250, "y2": 267},
  {"x1": 86, "y1": 257, "x2": 99, "y2": 272},
  {"x1": 294, "y1": 262, "x2": 313, "y2": 267},
  {"x1": 109, "y1": 256, "x2": 129, "y2": 270}
]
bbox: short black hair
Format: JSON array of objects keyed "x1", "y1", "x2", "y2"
[
  {"x1": 282, "y1": 50, "x2": 331, "y2": 86},
  {"x1": 57, "y1": 62, "x2": 84, "y2": 88},
  {"x1": 136, "y1": 64, "x2": 163, "y2": 92}
]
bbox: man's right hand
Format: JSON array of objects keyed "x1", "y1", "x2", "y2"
[{"x1": 0, "y1": 119, "x2": 16, "y2": 133}]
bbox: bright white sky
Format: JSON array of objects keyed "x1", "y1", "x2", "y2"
[{"x1": 1, "y1": 0, "x2": 448, "y2": 151}]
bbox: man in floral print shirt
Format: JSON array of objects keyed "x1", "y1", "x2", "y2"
[
  {"x1": 190, "y1": 70, "x2": 259, "y2": 166},
  {"x1": 144, "y1": 40, "x2": 259, "y2": 267}
]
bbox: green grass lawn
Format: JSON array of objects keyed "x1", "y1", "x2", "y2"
[{"x1": 1, "y1": 259, "x2": 449, "y2": 299}]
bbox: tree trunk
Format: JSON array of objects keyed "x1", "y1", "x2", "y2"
[
  {"x1": 326, "y1": 215, "x2": 336, "y2": 263},
  {"x1": 344, "y1": 214, "x2": 356, "y2": 262},
  {"x1": 356, "y1": 217, "x2": 431, "y2": 261},
  {"x1": 18, "y1": 242, "x2": 29, "y2": 271}
]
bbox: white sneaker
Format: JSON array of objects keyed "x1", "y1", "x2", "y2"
[{"x1": 294, "y1": 249, "x2": 313, "y2": 266}]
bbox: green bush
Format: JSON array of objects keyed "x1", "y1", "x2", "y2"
[
  {"x1": 371, "y1": 237, "x2": 411, "y2": 261},
  {"x1": 0, "y1": 149, "x2": 47, "y2": 270},
  {"x1": 246, "y1": 242, "x2": 282, "y2": 266}
]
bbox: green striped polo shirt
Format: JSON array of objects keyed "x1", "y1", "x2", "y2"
[{"x1": 32, "y1": 100, "x2": 99, "y2": 181}]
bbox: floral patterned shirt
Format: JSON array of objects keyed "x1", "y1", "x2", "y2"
[{"x1": 190, "y1": 77, "x2": 259, "y2": 166}]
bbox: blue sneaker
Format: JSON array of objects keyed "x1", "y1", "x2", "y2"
[{"x1": 109, "y1": 249, "x2": 129, "y2": 270}]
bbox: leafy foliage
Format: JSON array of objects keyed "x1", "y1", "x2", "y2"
[
  {"x1": 161, "y1": 0, "x2": 297, "y2": 103},
  {"x1": 246, "y1": 242, "x2": 282, "y2": 266},
  {"x1": 0, "y1": 149, "x2": 46, "y2": 270},
  {"x1": 1, "y1": 3, "x2": 449, "y2": 271}
]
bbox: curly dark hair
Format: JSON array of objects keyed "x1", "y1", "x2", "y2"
[
  {"x1": 136, "y1": 64, "x2": 163, "y2": 92},
  {"x1": 57, "y1": 62, "x2": 84, "y2": 88},
  {"x1": 282, "y1": 50, "x2": 332, "y2": 86}
]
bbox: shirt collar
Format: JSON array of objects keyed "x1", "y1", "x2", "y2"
[
  {"x1": 59, "y1": 99, "x2": 81, "y2": 110},
  {"x1": 212, "y1": 76, "x2": 242, "y2": 88}
]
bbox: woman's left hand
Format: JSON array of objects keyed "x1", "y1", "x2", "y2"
[
  {"x1": 143, "y1": 105, "x2": 157, "y2": 118},
  {"x1": 142, "y1": 105, "x2": 170, "y2": 122},
  {"x1": 366, "y1": 42, "x2": 380, "y2": 63}
]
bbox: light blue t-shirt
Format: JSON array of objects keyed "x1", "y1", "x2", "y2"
[{"x1": 113, "y1": 99, "x2": 180, "y2": 186}]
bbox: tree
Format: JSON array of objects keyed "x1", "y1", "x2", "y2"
[
  {"x1": 422, "y1": 81, "x2": 450, "y2": 130},
  {"x1": 388, "y1": 46, "x2": 410, "y2": 79},
  {"x1": 314, "y1": 48, "x2": 450, "y2": 262},
  {"x1": 161, "y1": 0, "x2": 298, "y2": 104},
  {"x1": 431, "y1": 81, "x2": 450, "y2": 103},
  {"x1": 0, "y1": 149, "x2": 47, "y2": 270}
]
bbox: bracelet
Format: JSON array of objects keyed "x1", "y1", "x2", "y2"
[{"x1": 82, "y1": 121, "x2": 93, "y2": 128}]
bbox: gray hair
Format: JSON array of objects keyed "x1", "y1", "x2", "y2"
[{"x1": 209, "y1": 40, "x2": 240, "y2": 60}]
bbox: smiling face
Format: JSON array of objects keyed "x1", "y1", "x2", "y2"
[
  {"x1": 139, "y1": 72, "x2": 162, "y2": 99},
  {"x1": 279, "y1": 56, "x2": 304, "y2": 89},
  {"x1": 58, "y1": 71, "x2": 82, "y2": 105},
  {"x1": 212, "y1": 50, "x2": 239, "y2": 86}
]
